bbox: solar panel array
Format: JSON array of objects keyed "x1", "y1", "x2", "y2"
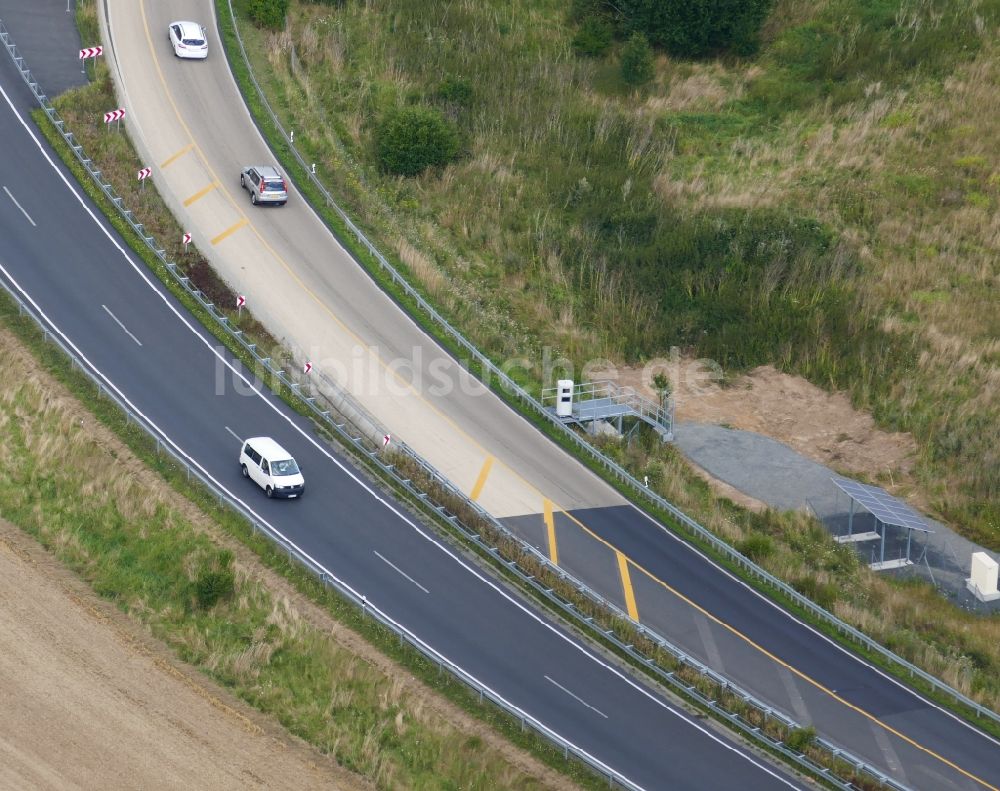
[{"x1": 831, "y1": 477, "x2": 932, "y2": 533}]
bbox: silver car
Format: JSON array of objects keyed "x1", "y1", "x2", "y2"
[{"x1": 240, "y1": 165, "x2": 288, "y2": 206}]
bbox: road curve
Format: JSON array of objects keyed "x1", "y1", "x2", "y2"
[
  {"x1": 0, "y1": 51, "x2": 804, "y2": 790},
  {"x1": 23, "y1": 1, "x2": 1000, "y2": 788}
]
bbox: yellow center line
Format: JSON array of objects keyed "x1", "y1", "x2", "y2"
[
  {"x1": 159, "y1": 143, "x2": 194, "y2": 169},
  {"x1": 616, "y1": 551, "x2": 639, "y2": 621},
  {"x1": 558, "y1": 506, "x2": 998, "y2": 791},
  {"x1": 133, "y1": 7, "x2": 996, "y2": 787},
  {"x1": 183, "y1": 182, "x2": 219, "y2": 207},
  {"x1": 470, "y1": 456, "x2": 494, "y2": 502},
  {"x1": 543, "y1": 499, "x2": 558, "y2": 565},
  {"x1": 211, "y1": 218, "x2": 249, "y2": 246}
]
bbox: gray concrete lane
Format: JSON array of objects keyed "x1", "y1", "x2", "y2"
[{"x1": 0, "y1": 65, "x2": 804, "y2": 791}]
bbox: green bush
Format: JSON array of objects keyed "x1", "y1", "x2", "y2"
[
  {"x1": 737, "y1": 534, "x2": 774, "y2": 562},
  {"x1": 618, "y1": 0, "x2": 773, "y2": 58},
  {"x1": 246, "y1": 0, "x2": 288, "y2": 30},
  {"x1": 785, "y1": 726, "x2": 817, "y2": 753},
  {"x1": 436, "y1": 76, "x2": 474, "y2": 109},
  {"x1": 374, "y1": 106, "x2": 460, "y2": 177},
  {"x1": 195, "y1": 551, "x2": 235, "y2": 609},
  {"x1": 620, "y1": 32, "x2": 654, "y2": 85},
  {"x1": 573, "y1": 15, "x2": 614, "y2": 57}
]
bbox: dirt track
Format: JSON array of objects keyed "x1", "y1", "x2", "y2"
[{"x1": 0, "y1": 520, "x2": 362, "y2": 791}]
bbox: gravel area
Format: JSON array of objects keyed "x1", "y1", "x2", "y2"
[{"x1": 676, "y1": 421, "x2": 1000, "y2": 612}]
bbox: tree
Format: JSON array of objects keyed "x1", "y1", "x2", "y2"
[
  {"x1": 620, "y1": 32, "x2": 654, "y2": 86},
  {"x1": 375, "y1": 106, "x2": 460, "y2": 177},
  {"x1": 572, "y1": 15, "x2": 614, "y2": 57},
  {"x1": 652, "y1": 371, "x2": 671, "y2": 408},
  {"x1": 246, "y1": 0, "x2": 289, "y2": 30},
  {"x1": 617, "y1": 0, "x2": 773, "y2": 58}
]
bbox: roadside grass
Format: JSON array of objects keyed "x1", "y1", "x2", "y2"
[
  {"x1": 225, "y1": 0, "x2": 999, "y2": 547},
  {"x1": 0, "y1": 300, "x2": 598, "y2": 791}
]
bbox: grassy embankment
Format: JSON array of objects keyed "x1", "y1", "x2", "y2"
[
  {"x1": 0, "y1": 313, "x2": 586, "y2": 790},
  {"x1": 219, "y1": 0, "x2": 1000, "y2": 712},
  {"x1": 234, "y1": 0, "x2": 998, "y2": 547}
]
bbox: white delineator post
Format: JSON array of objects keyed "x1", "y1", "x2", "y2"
[{"x1": 967, "y1": 552, "x2": 1000, "y2": 602}]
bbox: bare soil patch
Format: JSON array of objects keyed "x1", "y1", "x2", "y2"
[
  {"x1": 0, "y1": 519, "x2": 357, "y2": 791},
  {"x1": 621, "y1": 362, "x2": 919, "y2": 497}
]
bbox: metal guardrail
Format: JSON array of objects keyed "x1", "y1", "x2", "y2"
[
  {"x1": 0, "y1": 13, "x2": 968, "y2": 789},
  {"x1": 217, "y1": 0, "x2": 1000, "y2": 734}
]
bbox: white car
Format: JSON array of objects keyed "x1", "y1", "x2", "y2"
[
  {"x1": 168, "y1": 21, "x2": 208, "y2": 60},
  {"x1": 239, "y1": 437, "x2": 305, "y2": 499}
]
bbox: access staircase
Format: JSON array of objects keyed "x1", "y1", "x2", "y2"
[{"x1": 541, "y1": 380, "x2": 673, "y2": 442}]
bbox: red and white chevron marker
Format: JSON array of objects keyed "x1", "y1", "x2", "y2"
[
  {"x1": 79, "y1": 46, "x2": 103, "y2": 59},
  {"x1": 303, "y1": 361, "x2": 313, "y2": 375},
  {"x1": 236, "y1": 295, "x2": 246, "y2": 309},
  {"x1": 137, "y1": 167, "x2": 151, "y2": 181},
  {"x1": 382, "y1": 433, "x2": 391, "y2": 449},
  {"x1": 103, "y1": 108, "x2": 125, "y2": 123},
  {"x1": 182, "y1": 232, "x2": 191, "y2": 245}
]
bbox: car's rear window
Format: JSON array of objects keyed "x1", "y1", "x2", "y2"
[
  {"x1": 263, "y1": 179, "x2": 284, "y2": 191},
  {"x1": 183, "y1": 37, "x2": 205, "y2": 46}
]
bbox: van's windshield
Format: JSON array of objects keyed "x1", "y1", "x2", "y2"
[{"x1": 271, "y1": 458, "x2": 300, "y2": 476}]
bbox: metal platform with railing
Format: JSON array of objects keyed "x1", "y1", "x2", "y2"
[{"x1": 541, "y1": 380, "x2": 674, "y2": 441}]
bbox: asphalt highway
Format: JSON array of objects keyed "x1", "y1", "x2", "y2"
[{"x1": 0, "y1": 51, "x2": 805, "y2": 790}]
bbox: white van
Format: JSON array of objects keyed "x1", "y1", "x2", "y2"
[{"x1": 239, "y1": 437, "x2": 305, "y2": 498}]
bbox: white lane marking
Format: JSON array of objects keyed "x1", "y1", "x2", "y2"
[
  {"x1": 0, "y1": 80, "x2": 804, "y2": 791},
  {"x1": 545, "y1": 675, "x2": 608, "y2": 719},
  {"x1": 224, "y1": 426, "x2": 242, "y2": 443},
  {"x1": 374, "y1": 551, "x2": 429, "y2": 594},
  {"x1": 3, "y1": 185, "x2": 36, "y2": 226},
  {"x1": 101, "y1": 304, "x2": 142, "y2": 346}
]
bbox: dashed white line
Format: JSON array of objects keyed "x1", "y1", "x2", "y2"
[
  {"x1": 374, "y1": 551, "x2": 429, "y2": 593},
  {"x1": 101, "y1": 304, "x2": 142, "y2": 346},
  {"x1": 545, "y1": 675, "x2": 608, "y2": 719},
  {"x1": 3, "y1": 185, "x2": 36, "y2": 226},
  {"x1": 224, "y1": 426, "x2": 242, "y2": 443}
]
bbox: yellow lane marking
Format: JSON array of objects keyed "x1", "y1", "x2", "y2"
[
  {"x1": 470, "y1": 456, "x2": 494, "y2": 502},
  {"x1": 616, "y1": 551, "x2": 640, "y2": 621},
  {"x1": 210, "y1": 218, "x2": 249, "y2": 246},
  {"x1": 159, "y1": 143, "x2": 194, "y2": 169},
  {"x1": 543, "y1": 499, "x2": 558, "y2": 565},
  {"x1": 558, "y1": 507, "x2": 998, "y2": 791},
  {"x1": 183, "y1": 182, "x2": 219, "y2": 207},
  {"x1": 134, "y1": 8, "x2": 995, "y2": 787}
]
